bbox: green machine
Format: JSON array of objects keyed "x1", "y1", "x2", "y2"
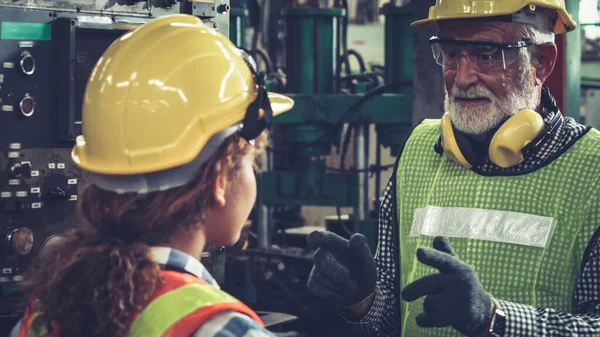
[
  {"x1": 230, "y1": 2, "x2": 415, "y2": 251},
  {"x1": 229, "y1": 2, "x2": 248, "y2": 48}
]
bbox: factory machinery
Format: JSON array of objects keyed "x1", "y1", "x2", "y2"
[
  {"x1": 0, "y1": 0, "x2": 414, "y2": 336},
  {"x1": 222, "y1": 1, "x2": 414, "y2": 336}
]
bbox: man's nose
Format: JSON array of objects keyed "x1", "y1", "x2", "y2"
[{"x1": 454, "y1": 55, "x2": 480, "y2": 90}]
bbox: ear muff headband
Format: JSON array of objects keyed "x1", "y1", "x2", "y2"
[
  {"x1": 238, "y1": 84, "x2": 273, "y2": 142},
  {"x1": 237, "y1": 48, "x2": 274, "y2": 142}
]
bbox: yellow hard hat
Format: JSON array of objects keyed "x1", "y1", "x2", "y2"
[
  {"x1": 411, "y1": 0, "x2": 576, "y2": 34},
  {"x1": 71, "y1": 14, "x2": 294, "y2": 176}
]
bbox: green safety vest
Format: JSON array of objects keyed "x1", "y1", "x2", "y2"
[{"x1": 395, "y1": 119, "x2": 600, "y2": 337}]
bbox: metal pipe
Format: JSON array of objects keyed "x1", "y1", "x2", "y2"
[
  {"x1": 256, "y1": 151, "x2": 271, "y2": 249},
  {"x1": 354, "y1": 123, "x2": 369, "y2": 224}
]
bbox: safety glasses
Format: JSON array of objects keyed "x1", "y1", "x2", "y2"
[{"x1": 429, "y1": 36, "x2": 533, "y2": 73}]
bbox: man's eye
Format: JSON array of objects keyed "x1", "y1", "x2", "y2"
[
  {"x1": 478, "y1": 54, "x2": 495, "y2": 62},
  {"x1": 444, "y1": 51, "x2": 459, "y2": 58}
]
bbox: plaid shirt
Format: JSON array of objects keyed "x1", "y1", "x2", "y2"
[{"x1": 345, "y1": 111, "x2": 600, "y2": 337}]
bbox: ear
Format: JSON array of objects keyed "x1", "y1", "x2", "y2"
[
  {"x1": 534, "y1": 42, "x2": 558, "y2": 84},
  {"x1": 213, "y1": 175, "x2": 227, "y2": 207}
]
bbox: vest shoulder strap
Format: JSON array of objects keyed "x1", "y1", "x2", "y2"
[
  {"x1": 18, "y1": 302, "x2": 60, "y2": 337},
  {"x1": 128, "y1": 270, "x2": 263, "y2": 337}
]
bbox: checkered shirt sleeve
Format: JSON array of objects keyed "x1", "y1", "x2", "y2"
[{"x1": 344, "y1": 176, "x2": 401, "y2": 336}]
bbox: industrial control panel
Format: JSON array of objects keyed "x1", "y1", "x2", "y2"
[{"x1": 0, "y1": 0, "x2": 230, "y2": 323}]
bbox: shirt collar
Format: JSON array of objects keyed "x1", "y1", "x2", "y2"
[{"x1": 150, "y1": 246, "x2": 220, "y2": 289}]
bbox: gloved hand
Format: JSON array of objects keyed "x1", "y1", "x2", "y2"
[
  {"x1": 401, "y1": 236, "x2": 492, "y2": 337},
  {"x1": 306, "y1": 231, "x2": 377, "y2": 307}
]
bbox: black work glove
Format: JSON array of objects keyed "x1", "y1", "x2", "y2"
[
  {"x1": 306, "y1": 231, "x2": 377, "y2": 307},
  {"x1": 401, "y1": 236, "x2": 492, "y2": 337}
]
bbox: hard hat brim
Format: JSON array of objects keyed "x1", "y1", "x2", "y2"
[
  {"x1": 411, "y1": 2, "x2": 577, "y2": 34},
  {"x1": 268, "y1": 92, "x2": 295, "y2": 116}
]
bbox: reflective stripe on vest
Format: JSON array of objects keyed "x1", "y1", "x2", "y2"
[
  {"x1": 395, "y1": 119, "x2": 600, "y2": 337},
  {"x1": 129, "y1": 283, "x2": 238, "y2": 337}
]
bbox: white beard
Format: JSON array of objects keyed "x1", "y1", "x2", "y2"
[{"x1": 444, "y1": 68, "x2": 539, "y2": 136}]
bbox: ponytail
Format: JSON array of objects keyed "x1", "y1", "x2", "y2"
[{"x1": 21, "y1": 228, "x2": 160, "y2": 337}]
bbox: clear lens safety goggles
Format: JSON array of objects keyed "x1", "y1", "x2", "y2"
[{"x1": 429, "y1": 36, "x2": 533, "y2": 73}]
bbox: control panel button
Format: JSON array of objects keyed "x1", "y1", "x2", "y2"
[
  {"x1": 47, "y1": 187, "x2": 70, "y2": 201},
  {"x1": 21, "y1": 162, "x2": 31, "y2": 178},
  {"x1": 9, "y1": 162, "x2": 31, "y2": 178},
  {"x1": 19, "y1": 95, "x2": 35, "y2": 117},
  {"x1": 19, "y1": 51, "x2": 35, "y2": 76},
  {"x1": 38, "y1": 235, "x2": 63, "y2": 261},
  {"x1": 9, "y1": 163, "x2": 22, "y2": 178},
  {"x1": 217, "y1": 3, "x2": 230, "y2": 13},
  {"x1": 7, "y1": 227, "x2": 34, "y2": 255}
]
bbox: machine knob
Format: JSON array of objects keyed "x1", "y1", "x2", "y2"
[
  {"x1": 38, "y1": 235, "x2": 63, "y2": 261},
  {"x1": 19, "y1": 95, "x2": 35, "y2": 117},
  {"x1": 47, "y1": 187, "x2": 70, "y2": 201},
  {"x1": 6, "y1": 227, "x2": 34, "y2": 255},
  {"x1": 217, "y1": 3, "x2": 230, "y2": 13},
  {"x1": 19, "y1": 51, "x2": 35, "y2": 76},
  {"x1": 9, "y1": 162, "x2": 31, "y2": 178}
]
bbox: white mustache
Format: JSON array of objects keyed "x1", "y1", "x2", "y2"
[{"x1": 451, "y1": 85, "x2": 494, "y2": 101}]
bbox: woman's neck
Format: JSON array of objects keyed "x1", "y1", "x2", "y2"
[{"x1": 166, "y1": 228, "x2": 206, "y2": 260}]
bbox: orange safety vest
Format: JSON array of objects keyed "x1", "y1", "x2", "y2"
[{"x1": 19, "y1": 270, "x2": 264, "y2": 337}]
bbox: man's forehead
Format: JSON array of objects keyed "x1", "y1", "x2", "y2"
[{"x1": 437, "y1": 20, "x2": 519, "y2": 43}]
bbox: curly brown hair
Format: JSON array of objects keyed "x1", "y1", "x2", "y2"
[{"x1": 20, "y1": 131, "x2": 268, "y2": 337}]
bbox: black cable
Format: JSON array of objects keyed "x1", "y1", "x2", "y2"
[
  {"x1": 267, "y1": 82, "x2": 398, "y2": 154},
  {"x1": 251, "y1": 48, "x2": 274, "y2": 73},
  {"x1": 346, "y1": 49, "x2": 367, "y2": 73},
  {"x1": 340, "y1": 126, "x2": 353, "y2": 171}
]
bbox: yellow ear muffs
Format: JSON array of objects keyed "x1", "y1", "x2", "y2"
[
  {"x1": 488, "y1": 109, "x2": 545, "y2": 168},
  {"x1": 440, "y1": 113, "x2": 473, "y2": 168}
]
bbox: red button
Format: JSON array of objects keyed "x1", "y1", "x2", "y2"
[
  {"x1": 8, "y1": 227, "x2": 34, "y2": 255},
  {"x1": 20, "y1": 96, "x2": 34, "y2": 117}
]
